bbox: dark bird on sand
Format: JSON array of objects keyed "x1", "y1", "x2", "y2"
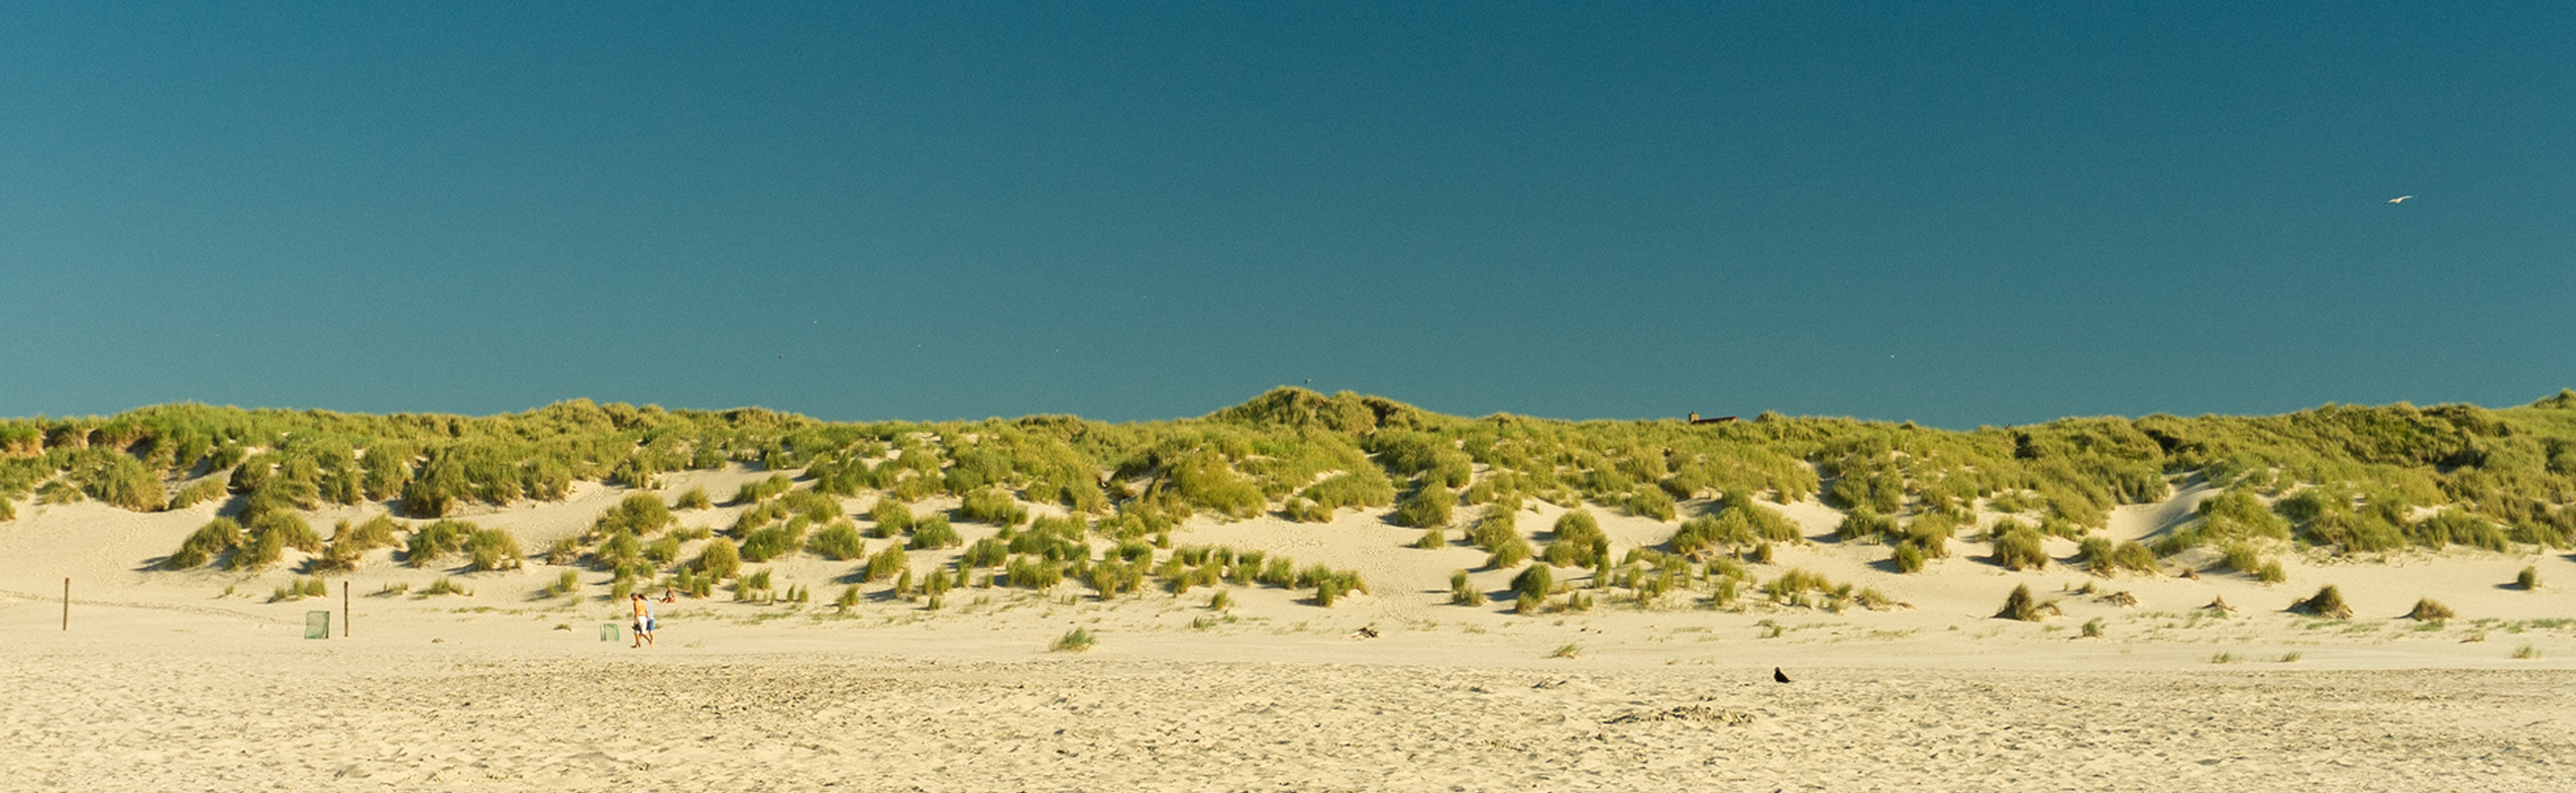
[{"x1": 1772, "y1": 667, "x2": 1791, "y2": 684}]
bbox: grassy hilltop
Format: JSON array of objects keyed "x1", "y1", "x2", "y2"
[{"x1": 4, "y1": 388, "x2": 2574, "y2": 608}]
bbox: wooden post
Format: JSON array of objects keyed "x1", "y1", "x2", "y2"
[
  {"x1": 61, "y1": 577, "x2": 69, "y2": 630},
  {"x1": 343, "y1": 581, "x2": 352, "y2": 637}
]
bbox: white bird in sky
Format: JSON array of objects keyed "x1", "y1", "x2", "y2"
[{"x1": 2388, "y1": 195, "x2": 2413, "y2": 204}]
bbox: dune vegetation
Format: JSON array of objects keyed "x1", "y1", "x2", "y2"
[{"x1": 1, "y1": 388, "x2": 2573, "y2": 613}]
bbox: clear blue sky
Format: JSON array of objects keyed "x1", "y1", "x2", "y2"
[{"x1": 5, "y1": 3, "x2": 2570, "y2": 427}]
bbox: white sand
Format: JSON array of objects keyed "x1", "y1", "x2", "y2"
[{"x1": 6, "y1": 472, "x2": 2576, "y2": 790}]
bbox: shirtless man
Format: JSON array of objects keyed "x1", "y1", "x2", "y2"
[{"x1": 630, "y1": 593, "x2": 656, "y2": 648}]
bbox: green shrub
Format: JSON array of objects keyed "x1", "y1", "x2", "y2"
[
  {"x1": 866, "y1": 543, "x2": 911, "y2": 582},
  {"x1": 1989, "y1": 524, "x2": 2048, "y2": 571},
  {"x1": 958, "y1": 488, "x2": 1029, "y2": 525},
  {"x1": 641, "y1": 534, "x2": 681, "y2": 565},
  {"x1": 467, "y1": 527, "x2": 524, "y2": 571},
  {"x1": 2109, "y1": 540, "x2": 2158, "y2": 574},
  {"x1": 166, "y1": 517, "x2": 244, "y2": 569},
  {"x1": 593, "y1": 530, "x2": 641, "y2": 569},
  {"x1": 740, "y1": 518, "x2": 807, "y2": 562},
  {"x1": 1088, "y1": 559, "x2": 1145, "y2": 600},
  {"x1": 694, "y1": 537, "x2": 742, "y2": 580},
  {"x1": 809, "y1": 520, "x2": 866, "y2": 561},
  {"x1": 1301, "y1": 471, "x2": 1396, "y2": 512},
  {"x1": 405, "y1": 519, "x2": 476, "y2": 567},
  {"x1": 544, "y1": 569, "x2": 581, "y2": 597},
  {"x1": 2220, "y1": 543, "x2": 2261, "y2": 575},
  {"x1": 1005, "y1": 556, "x2": 1062, "y2": 589},
  {"x1": 1511, "y1": 564, "x2": 1554, "y2": 601},
  {"x1": 2159, "y1": 490, "x2": 2293, "y2": 553},
  {"x1": 869, "y1": 499, "x2": 913, "y2": 536},
  {"x1": 2259, "y1": 560, "x2": 2285, "y2": 583},
  {"x1": 253, "y1": 512, "x2": 323, "y2": 553},
  {"x1": 909, "y1": 514, "x2": 961, "y2": 549},
  {"x1": 733, "y1": 473, "x2": 794, "y2": 505},
  {"x1": 424, "y1": 576, "x2": 471, "y2": 597},
  {"x1": 1545, "y1": 510, "x2": 1609, "y2": 568},
  {"x1": 1467, "y1": 506, "x2": 1517, "y2": 545},
  {"x1": 1449, "y1": 569, "x2": 1486, "y2": 605},
  {"x1": 593, "y1": 492, "x2": 676, "y2": 537},
  {"x1": 960, "y1": 537, "x2": 1010, "y2": 568},
  {"x1": 2412, "y1": 510, "x2": 2513, "y2": 552},
  {"x1": 1625, "y1": 489, "x2": 1676, "y2": 521},
  {"x1": 167, "y1": 479, "x2": 228, "y2": 510},
  {"x1": 1891, "y1": 542, "x2": 1925, "y2": 573},
  {"x1": 1834, "y1": 508, "x2": 1897, "y2": 543},
  {"x1": 69, "y1": 449, "x2": 164, "y2": 511},
  {"x1": 676, "y1": 487, "x2": 711, "y2": 510},
  {"x1": 2518, "y1": 565, "x2": 2540, "y2": 590},
  {"x1": 1391, "y1": 483, "x2": 1455, "y2": 528},
  {"x1": 1411, "y1": 527, "x2": 1446, "y2": 549},
  {"x1": 1901, "y1": 512, "x2": 1956, "y2": 558}
]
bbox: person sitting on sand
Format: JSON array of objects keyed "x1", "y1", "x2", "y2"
[{"x1": 630, "y1": 593, "x2": 656, "y2": 648}]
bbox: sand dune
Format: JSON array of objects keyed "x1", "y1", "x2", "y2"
[{"x1": 6, "y1": 472, "x2": 2576, "y2": 790}]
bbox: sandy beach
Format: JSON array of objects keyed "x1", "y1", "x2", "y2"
[{"x1": 6, "y1": 467, "x2": 2576, "y2": 792}]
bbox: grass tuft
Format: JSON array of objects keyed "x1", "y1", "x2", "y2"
[
  {"x1": 2407, "y1": 597, "x2": 2455, "y2": 622},
  {"x1": 1051, "y1": 627, "x2": 1096, "y2": 652}
]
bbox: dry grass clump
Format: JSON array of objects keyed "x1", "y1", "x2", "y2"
[
  {"x1": 2406, "y1": 597, "x2": 2455, "y2": 622},
  {"x1": 423, "y1": 576, "x2": 471, "y2": 597},
  {"x1": 1994, "y1": 583, "x2": 2060, "y2": 622},
  {"x1": 2294, "y1": 585, "x2": 2353, "y2": 619},
  {"x1": 2518, "y1": 565, "x2": 2540, "y2": 591}
]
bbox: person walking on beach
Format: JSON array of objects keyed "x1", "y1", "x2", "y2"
[{"x1": 630, "y1": 593, "x2": 656, "y2": 648}]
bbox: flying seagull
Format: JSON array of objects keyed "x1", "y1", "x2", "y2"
[{"x1": 2388, "y1": 195, "x2": 2413, "y2": 204}]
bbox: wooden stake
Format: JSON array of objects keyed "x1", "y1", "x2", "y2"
[
  {"x1": 343, "y1": 581, "x2": 352, "y2": 637},
  {"x1": 61, "y1": 577, "x2": 69, "y2": 630}
]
